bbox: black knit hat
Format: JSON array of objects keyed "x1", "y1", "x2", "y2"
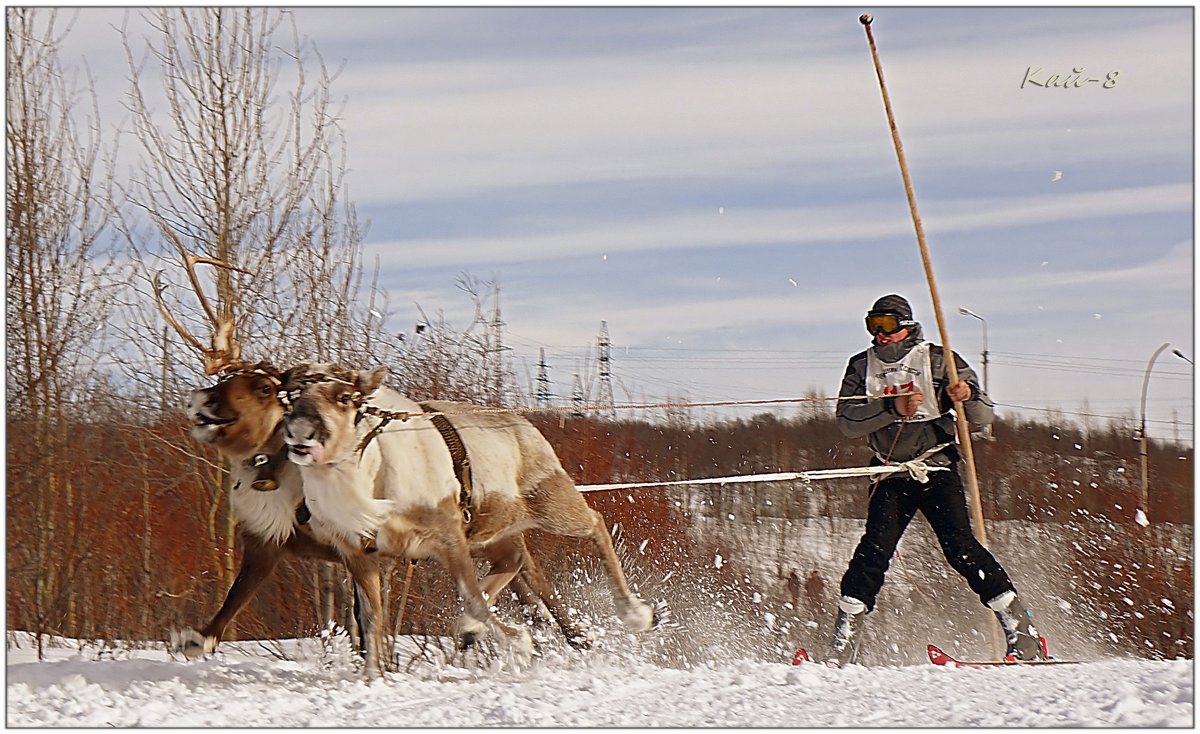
[{"x1": 868, "y1": 294, "x2": 913, "y2": 320}]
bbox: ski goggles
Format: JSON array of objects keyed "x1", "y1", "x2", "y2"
[{"x1": 865, "y1": 313, "x2": 913, "y2": 335}]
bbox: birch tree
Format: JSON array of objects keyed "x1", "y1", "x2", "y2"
[{"x1": 6, "y1": 7, "x2": 115, "y2": 654}]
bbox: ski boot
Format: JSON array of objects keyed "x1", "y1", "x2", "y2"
[
  {"x1": 828, "y1": 596, "x2": 868, "y2": 666},
  {"x1": 987, "y1": 590, "x2": 1047, "y2": 661}
]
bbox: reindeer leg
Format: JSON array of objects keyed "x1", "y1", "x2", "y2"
[
  {"x1": 438, "y1": 536, "x2": 532, "y2": 655},
  {"x1": 340, "y1": 550, "x2": 387, "y2": 679},
  {"x1": 462, "y1": 536, "x2": 529, "y2": 650},
  {"x1": 514, "y1": 538, "x2": 593, "y2": 649},
  {"x1": 172, "y1": 533, "x2": 285, "y2": 659},
  {"x1": 479, "y1": 536, "x2": 525, "y2": 600},
  {"x1": 352, "y1": 585, "x2": 365, "y2": 661},
  {"x1": 528, "y1": 472, "x2": 658, "y2": 632}
]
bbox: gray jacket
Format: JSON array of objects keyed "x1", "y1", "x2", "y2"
[{"x1": 836, "y1": 327, "x2": 994, "y2": 466}]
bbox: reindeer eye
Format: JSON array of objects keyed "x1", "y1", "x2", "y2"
[{"x1": 338, "y1": 393, "x2": 354, "y2": 406}]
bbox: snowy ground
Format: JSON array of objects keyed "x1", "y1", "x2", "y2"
[{"x1": 6, "y1": 632, "x2": 1192, "y2": 727}]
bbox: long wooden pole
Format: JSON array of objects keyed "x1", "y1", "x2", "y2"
[
  {"x1": 859, "y1": 14, "x2": 1002, "y2": 657},
  {"x1": 859, "y1": 13, "x2": 985, "y2": 538}
]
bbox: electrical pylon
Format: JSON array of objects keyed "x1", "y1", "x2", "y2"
[
  {"x1": 536, "y1": 348, "x2": 552, "y2": 409},
  {"x1": 571, "y1": 372, "x2": 585, "y2": 417},
  {"x1": 596, "y1": 321, "x2": 615, "y2": 418}
]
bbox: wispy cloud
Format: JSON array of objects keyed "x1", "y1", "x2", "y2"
[
  {"x1": 55, "y1": 7, "x2": 1193, "y2": 428},
  {"x1": 362, "y1": 182, "x2": 1189, "y2": 270}
]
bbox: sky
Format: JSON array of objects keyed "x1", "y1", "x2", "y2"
[
  {"x1": 6, "y1": 632, "x2": 1193, "y2": 726},
  {"x1": 51, "y1": 6, "x2": 1194, "y2": 438}
]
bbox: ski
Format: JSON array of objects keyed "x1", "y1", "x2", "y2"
[
  {"x1": 791, "y1": 649, "x2": 849, "y2": 668},
  {"x1": 927, "y1": 641, "x2": 1080, "y2": 668}
]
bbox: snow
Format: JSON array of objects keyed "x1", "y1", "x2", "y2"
[{"x1": 7, "y1": 633, "x2": 1192, "y2": 727}]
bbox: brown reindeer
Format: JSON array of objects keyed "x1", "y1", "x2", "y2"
[
  {"x1": 156, "y1": 259, "x2": 593, "y2": 670},
  {"x1": 281, "y1": 364, "x2": 661, "y2": 676}
]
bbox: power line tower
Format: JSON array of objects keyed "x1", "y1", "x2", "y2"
[
  {"x1": 596, "y1": 320, "x2": 615, "y2": 418},
  {"x1": 487, "y1": 286, "x2": 506, "y2": 406},
  {"x1": 571, "y1": 372, "x2": 585, "y2": 417},
  {"x1": 536, "y1": 348, "x2": 552, "y2": 409}
]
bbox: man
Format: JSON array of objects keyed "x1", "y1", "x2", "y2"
[{"x1": 830, "y1": 294, "x2": 1045, "y2": 665}]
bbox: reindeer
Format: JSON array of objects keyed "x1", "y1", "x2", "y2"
[
  {"x1": 280, "y1": 364, "x2": 661, "y2": 676},
  {"x1": 156, "y1": 258, "x2": 592, "y2": 670}
]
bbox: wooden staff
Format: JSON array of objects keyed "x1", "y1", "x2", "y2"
[
  {"x1": 859, "y1": 13, "x2": 986, "y2": 538},
  {"x1": 859, "y1": 13, "x2": 1002, "y2": 657}
]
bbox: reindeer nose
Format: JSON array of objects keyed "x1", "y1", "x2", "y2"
[{"x1": 286, "y1": 419, "x2": 315, "y2": 443}]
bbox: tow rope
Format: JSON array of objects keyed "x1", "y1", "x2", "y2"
[{"x1": 577, "y1": 451, "x2": 950, "y2": 493}]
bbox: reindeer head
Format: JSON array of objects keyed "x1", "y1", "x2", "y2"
[
  {"x1": 186, "y1": 362, "x2": 286, "y2": 459},
  {"x1": 282, "y1": 364, "x2": 389, "y2": 467}
]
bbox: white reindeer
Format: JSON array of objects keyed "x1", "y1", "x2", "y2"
[{"x1": 281, "y1": 364, "x2": 660, "y2": 674}]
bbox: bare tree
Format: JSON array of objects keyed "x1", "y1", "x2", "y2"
[
  {"x1": 6, "y1": 7, "x2": 116, "y2": 656},
  {"x1": 389, "y1": 274, "x2": 519, "y2": 405},
  {"x1": 112, "y1": 7, "x2": 396, "y2": 625}
]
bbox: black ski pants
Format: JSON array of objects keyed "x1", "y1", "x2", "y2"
[{"x1": 839, "y1": 465, "x2": 1015, "y2": 612}]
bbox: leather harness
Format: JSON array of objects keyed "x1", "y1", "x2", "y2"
[{"x1": 420, "y1": 404, "x2": 474, "y2": 528}]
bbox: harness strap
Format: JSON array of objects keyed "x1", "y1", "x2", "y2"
[
  {"x1": 354, "y1": 402, "x2": 407, "y2": 454},
  {"x1": 420, "y1": 404, "x2": 474, "y2": 528}
]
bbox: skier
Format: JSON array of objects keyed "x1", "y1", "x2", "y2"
[{"x1": 829, "y1": 294, "x2": 1045, "y2": 665}]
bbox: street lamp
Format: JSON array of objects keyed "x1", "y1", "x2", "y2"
[
  {"x1": 1137, "y1": 342, "x2": 1172, "y2": 523},
  {"x1": 1172, "y1": 349, "x2": 1192, "y2": 366},
  {"x1": 958, "y1": 307, "x2": 991, "y2": 439}
]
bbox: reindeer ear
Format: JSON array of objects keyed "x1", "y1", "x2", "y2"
[
  {"x1": 250, "y1": 360, "x2": 280, "y2": 378},
  {"x1": 280, "y1": 363, "x2": 310, "y2": 390},
  {"x1": 356, "y1": 366, "x2": 388, "y2": 396}
]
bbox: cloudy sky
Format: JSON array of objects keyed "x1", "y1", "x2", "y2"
[{"x1": 56, "y1": 6, "x2": 1193, "y2": 436}]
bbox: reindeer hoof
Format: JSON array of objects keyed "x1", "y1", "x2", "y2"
[
  {"x1": 618, "y1": 600, "x2": 657, "y2": 632},
  {"x1": 565, "y1": 628, "x2": 593, "y2": 650},
  {"x1": 458, "y1": 631, "x2": 478, "y2": 651},
  {"x1": 169, "y1": 628, "x2": 215, "y2": 660},
  {"x1": 509, "y1": 627, "x2": 534, "y2": 659},
  {"x1": 650, "y1": 600, "x2": 670, "y2": 630}
]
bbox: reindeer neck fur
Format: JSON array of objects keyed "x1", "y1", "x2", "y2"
[
  {"x1": 297, "y1": 442, "x2": 393, "y2": 547},
  {"x1": 228, "y1": 425, "x2": 303, "y2": 547}
]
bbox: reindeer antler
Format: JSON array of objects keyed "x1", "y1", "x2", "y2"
[{"x1": 153, "y1": 255, "x2": 252, "y2": 376}]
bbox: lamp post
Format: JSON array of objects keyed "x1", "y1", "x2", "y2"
[
  {"x1": 1171, "y1": 349, "x2": 1193, "y2": 445},
  {"x1": 958, "y1": 307, "x2": 991, "y2": 439},
  {"x1": 1137, "y1": 342, "x2": 1172, "y2": 522}
]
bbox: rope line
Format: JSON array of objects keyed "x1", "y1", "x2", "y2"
[
  {"x1": 576, "y1": 461, "x2": 948, "y2": 493},
  {"x1": 412, "y1": 392, "x2": 891, "y2": 421}
]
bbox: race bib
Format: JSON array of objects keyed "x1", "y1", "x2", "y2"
[{"x1": 865, "y1": 342, "x2": 939, "y2": 422}]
